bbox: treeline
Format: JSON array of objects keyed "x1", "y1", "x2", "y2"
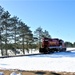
[
  {"x1": 0, "y1": 5, "x2": 51, "y2": 56},
  {"x1": 0, "y1": 5, "x2": 74, "y2": 56},
  {"x1": 0, "y1": 6, "x2": 33, "y2": 55},
  {"x1": 65, "y1": 42, "x2": 75, "y2": 47}
]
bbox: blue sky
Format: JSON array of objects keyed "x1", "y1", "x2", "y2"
[{"x1": 0, "y1": 0, "x2": 75, "y2": 43}]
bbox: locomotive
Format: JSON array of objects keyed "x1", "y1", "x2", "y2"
[{"x1": 39, "y1": 37, "x2": 66, "y2": 54}]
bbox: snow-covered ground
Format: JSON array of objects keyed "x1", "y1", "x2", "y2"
[{"x1": 0, "y1": 48, "x2": 75, "y2": 72}]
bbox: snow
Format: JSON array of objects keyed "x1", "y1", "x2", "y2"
[
  {"x1": 10, "y1": 72, "x2": 17, "y2": 75},
  {"x1": 10, "y1": 72, "x2": 22, "y2": 75},
  {"x1": 0, "y1": 48, "x2": 75, "y2": 72},
  {"x1": 0, "y1": 72, "x2": 4, "y2": 75}
]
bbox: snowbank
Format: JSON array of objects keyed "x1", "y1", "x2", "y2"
[{"x1": 67, "y1": 47, "x2": 75, "y2": 51}]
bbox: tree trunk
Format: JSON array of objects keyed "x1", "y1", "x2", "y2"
[
  {"x1": 0, "y1": 31, "x2": 3, "y2": 56},
  {"x1": 22, "y1": 35, "x2": 25, "y2": 54},
  {"x1": 5, "y1": 27, "x2": 8, "y2": 55}
]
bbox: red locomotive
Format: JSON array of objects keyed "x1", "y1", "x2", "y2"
[{"x1": 39, "y1": 37, "x2": 66, "y2": 54}]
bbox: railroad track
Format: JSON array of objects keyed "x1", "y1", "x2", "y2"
[
  {"x1": 0, "y1": 53, "x2": 42, "y2": 58},
  {"x1": 0, "y1": 50, "x2": 74, "y2": 58}
]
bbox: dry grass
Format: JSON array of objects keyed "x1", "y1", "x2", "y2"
[{"x1": 0, "y1": 69, "x2": 75, "y2": 75}]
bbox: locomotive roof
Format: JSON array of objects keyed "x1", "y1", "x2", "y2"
[{"x1": 43, "y1": 37, "x2": 63, "y2": 41}]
